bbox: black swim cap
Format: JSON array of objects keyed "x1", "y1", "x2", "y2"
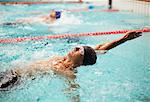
[{"x1": 82, "y1": 46, "x2": 97, "y2": 65}]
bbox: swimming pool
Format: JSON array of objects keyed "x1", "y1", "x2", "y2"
[{"x1": 0, "y1": 3, "x2": 150, "y2": 102}]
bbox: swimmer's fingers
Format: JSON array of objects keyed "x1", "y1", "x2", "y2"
[
  {"x1": 0, "y1": 70, "x2": 19, "y2": 89},
  {"x1": 135, "y1": 31, "x2": 142, "y2": 36},
  {"x1": 126, "y1": 30, "x2": 142, "y2": 35},
  {"x1": 124, "y1": 31, "x2": 142, "y2": 40},
  {"x1": 133, "y1": 31, "x2": 142, "y2": 39}
]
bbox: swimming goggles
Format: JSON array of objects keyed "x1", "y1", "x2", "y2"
[{"x1": 74, "y1": 46, "x2": 84, "y2": 56}]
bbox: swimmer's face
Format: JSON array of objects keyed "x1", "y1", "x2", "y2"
[
  {"x1": 68, "y1": 47, "x2": 84, "y2": 66},
  {"x1": 49, "y1": 11, "x2": 56, "y2": 19}
]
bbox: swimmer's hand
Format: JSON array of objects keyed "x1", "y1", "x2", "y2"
[
  {"x1": 0, "y1": 70, "x2": 20, "y2": 90},
  {"x1": 123, "y1": 31, "x2": 142, "y2": 41}
]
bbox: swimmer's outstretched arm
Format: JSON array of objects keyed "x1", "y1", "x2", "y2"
[{"x1": 94, "y1": 31, "x2": 142, "y2": 51}]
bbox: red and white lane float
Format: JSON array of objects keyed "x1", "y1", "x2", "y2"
[
  {"x1": 0, "y1": 1, "x2": 83, "y2": 5},
  {"x1": 0, "y1": 28, "x2": 150, "y2": 44}
]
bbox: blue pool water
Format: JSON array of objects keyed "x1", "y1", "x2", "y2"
[{"x1": 0, "y1": 3, "x2": 150, "y2": 102}]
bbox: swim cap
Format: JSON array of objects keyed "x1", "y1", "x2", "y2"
[
  {"x1": 82, "y1": 46, "x2": 97, "y2": 65},
  {"x1": 88, "y1": 5, "x2": 94, "y2": 9},
  {"x1": 55, "y1": 11, "x2": 61, "y2": 19}
]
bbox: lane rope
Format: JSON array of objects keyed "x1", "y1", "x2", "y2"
[
  {"x1": 0, "y1": 8, "x2": 119, "y2": 15},
  {"x1": 0, "y1": 1, "x2": 83, "y2": 5},
  {"x1": 66, "y1": 8, "x2": 119, "y2": 12},
  {"x1": 0, "y1": 28, "x2": 150, "y2": 44}
]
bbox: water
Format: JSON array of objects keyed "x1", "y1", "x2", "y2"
[{"x1": 0, "y1": 3, "x2": 150, "y2": 102}]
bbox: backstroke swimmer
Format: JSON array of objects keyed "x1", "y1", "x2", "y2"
[
  {"x1": 0, "y1": 31, "x2": 142, "y2": 90},
  {"x1": 1, "y1": 10, "x2": 62, "y2": 26}
]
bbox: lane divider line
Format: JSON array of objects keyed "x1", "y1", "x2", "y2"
[
  {"x1": 0, "y1": 8, "x2": 119, "y2": 15},
  {"x1": 0, "y1": 28, "x2": 149, "y2": 44},
  {"x1": 0, "y1": 1, "x2": 83, "y2": 5}
]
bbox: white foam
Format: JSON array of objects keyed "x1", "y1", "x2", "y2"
[
  {"x1": 52, "y1": 12, "x2": 83, "y2": 25},
  {"x1": 11, "y1": 58, "x2": 29, "y2": 68},
  {"x1": 32, "y1": 50, "x2": 48, "y2": 60}
]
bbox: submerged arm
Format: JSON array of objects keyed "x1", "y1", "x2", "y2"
[{"x1": 94, "y1": 31, "x2": 142, "y2": 51}]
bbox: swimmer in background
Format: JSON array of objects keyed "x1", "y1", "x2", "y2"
[
  {"x1": 0, "y1": 31, "x2": 142, "y2": 90},
  {"x1": 41, "y1": 10, "x2": 61, "y2": 23},
  {"x1": 2, "y1": 10, "x2": 62, "y2": 26}
]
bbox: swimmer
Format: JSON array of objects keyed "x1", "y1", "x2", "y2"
[
  {"x1": 0, "y1": 31, "x2": 142, "y2": 90},
  {"x1": 1, "y1": 10, "x2": 62, "y2": 26},
  {"x1": 41, "y1": 10, "x2": 61, "y2": 23}
]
